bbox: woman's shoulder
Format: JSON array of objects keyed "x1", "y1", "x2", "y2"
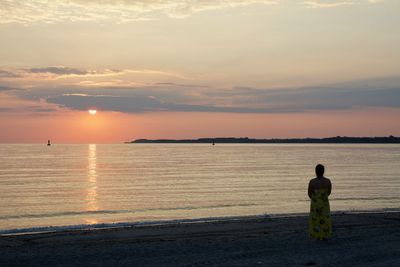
[
  {"x1": 309, "y1": 177, "x2": 331, "y2": 185},
  {"x1": 320, "y1": 177, "x2": 332, "y2": 188},
  {"x1": 323, "y1": 176, "x2": 332, "y2": 183},
  {"x1": 309, "y1": 177, "x2": 318, "y2": 186}
]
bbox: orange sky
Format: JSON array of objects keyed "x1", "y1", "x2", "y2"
[{"x1": 1, "y1": 108, "x2": 399, "y2": 143}]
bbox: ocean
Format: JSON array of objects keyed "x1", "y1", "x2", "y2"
[{"x1": 0, "y1": 144, "x2": 399, "y2": 234}]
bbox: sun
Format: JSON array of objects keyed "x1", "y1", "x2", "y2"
[{"x1": 88, "y1": 109, "x2": 97, "y2": 115}]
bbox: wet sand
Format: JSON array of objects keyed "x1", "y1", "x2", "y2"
[{"x1": 1, "y1": 211, "x2": 399, "y2": 266}]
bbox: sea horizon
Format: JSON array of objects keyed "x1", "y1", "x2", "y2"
[{"x1": 2, "y1": 135, "x2": 400, "y2": 145}]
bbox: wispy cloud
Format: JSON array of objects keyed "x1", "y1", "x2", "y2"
[
  {"x1": 0, "y1": 0, "x2": 279, "y2": 25},
  {"x1": 302, "y1": 1, "x2": 355, "y2": 9},
  {"x1": 0, "y1": 0, "x2": 385, "y2": 25},
  {"x1": 0, "y1": 67, "x2": 121, "y2": 79},
  {"x1": 0, "y1": 86, "x2": 16, "y2": 91},
  {"x1": 0, "y1": 70, "x2": 20, "y2": 78},
  {"x1": 0, "y1": 105, "x2": 58, "y2": 114},
  {"x1": 0, "y1": 90, "x2": 61, "y2": 115},
  {"x1": 302, "y1": 0, "x2": 385, "y2": 9},
  {"x1": 0, "y1": 67, "x2": 187, "y2": 84},
  {"x1": 27, "y1": 67, "x2": 89, "y2": 76}
]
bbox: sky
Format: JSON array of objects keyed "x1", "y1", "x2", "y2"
[{"x1": 1, "y1": 0, "x2": 400, "y2": 143}]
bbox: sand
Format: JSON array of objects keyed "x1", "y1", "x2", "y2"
[{"x1": 1, "y1": 211, "x2": 399, "y2": 266}]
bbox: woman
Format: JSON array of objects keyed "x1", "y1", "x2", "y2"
[{"x1": 308, "y1": 164, "x2": 332, "y2": 240}]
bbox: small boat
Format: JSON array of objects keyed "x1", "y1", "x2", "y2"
[{"x1": 47, "y1": 140, "x2": 51, "y2": 146}]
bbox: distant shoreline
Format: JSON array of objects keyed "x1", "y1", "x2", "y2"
[{"x1": 130, "y1": 136, "x2": 400, "y2": 144}]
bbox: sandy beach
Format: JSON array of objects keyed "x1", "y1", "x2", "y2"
[{"x1": 1, "y1": 211, "x2": 399, "y2": 266}]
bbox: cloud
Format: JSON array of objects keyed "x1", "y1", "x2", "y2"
[
  {"x1": 0, "y1": 67, "x2": 138, "y2": 84},
  {"x1": 26, "y1": 106, "x2": 58, "y2": 113},
  {"x1": 0, "y1": 0, "x2": 386, "y2": 25},
  {"x1": 302, "y1": 0, "x2": 384, "y2": 8},
  {"x1": 26, "y1": 67, "x2": 125, "y2": 78},
  {"x1": 9, "y1": 76, "x2": 400, "y2": 114},
  {"x1": 0, "y1": 93, "x2": 59, "y2": 114},
  {"x1": 0, "y1": 67, "x2": 185, "y2": 82},
  {"x1": 302, "y1": 1, "x2": 354, "y2": 8},
  {"x1": 0, "y1": 85, "x2": 19, "y2": 91},
  {"x1": 0, "y1": 0, "x2": 279, "y2": 25},
  {"x1": 0, "y1": 106, "x2": 58, "y2": 113},
  {"x1": 28, "y1": 67, "x2": 88, "y2": 75},
  {"x1": 45, "y1": 93, "x2": 273, "y2": 113},
  {"x1": 0, "y1": 70, "x2": 20, "y2": 78}
]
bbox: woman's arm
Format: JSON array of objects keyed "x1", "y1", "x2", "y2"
[
  {"x1": 327, "y1": 179, "x2": 332, "y2": 196},
  {"x1": 308, "y1": 180, "x2": 314, "y2": 199}
]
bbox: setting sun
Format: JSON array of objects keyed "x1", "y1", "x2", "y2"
[{"x1": 88, "y1": 110, "x2": 97, "y2": 115}]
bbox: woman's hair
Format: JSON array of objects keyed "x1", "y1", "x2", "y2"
[{"x1": 315, "y1": 164, "x2": 325, "y2": 177}]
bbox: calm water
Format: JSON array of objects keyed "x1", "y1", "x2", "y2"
[{"x1": 0, "y1": 144, "x2": 399, "y2": 232}]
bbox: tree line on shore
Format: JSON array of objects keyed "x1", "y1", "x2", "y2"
[{"x1": 131, "y1": 136, "x2": 400, "y2": 144}]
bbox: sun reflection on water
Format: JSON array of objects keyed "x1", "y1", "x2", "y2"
[{"x1": 86, "y1": 144, "x2": 98, "y2": 224}]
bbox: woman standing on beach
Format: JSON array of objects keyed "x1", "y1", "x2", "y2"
[{"x1": 308, "y1": 164, "x2": 332, "y2": 240}]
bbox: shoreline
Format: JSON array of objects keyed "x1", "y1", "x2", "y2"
[
  {"x1": 131, "y1": 136, "x2": 400, "y2": 144},
  {"x1": 1, "y1": 211, "x2": 399, "y2": 266},
  {"x1": 2, "y1": 208, "x2": 400, "y2": 236}
]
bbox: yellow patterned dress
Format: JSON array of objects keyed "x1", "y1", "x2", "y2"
[{"x1": 309, "y1": 189, "x2": 332, "y2": 240}]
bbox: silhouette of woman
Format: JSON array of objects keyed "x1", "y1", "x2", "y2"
[{"x1": 308, "y1": 164, "x2": 332, "y2": 240}]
